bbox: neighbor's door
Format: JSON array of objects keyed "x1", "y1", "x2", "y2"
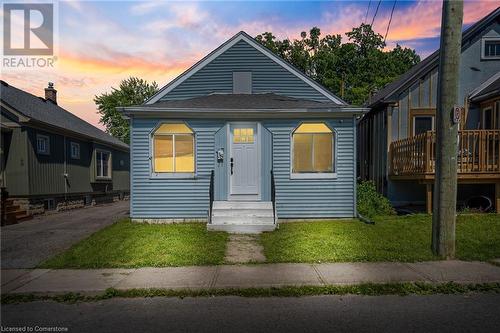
[{"x1": 229, "y1": 123, "x2": 260, "y2": 199}]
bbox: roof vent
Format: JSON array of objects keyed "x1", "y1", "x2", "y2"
[{"x1": 45, "y1": 82, "x2": 57, "y2": 104}]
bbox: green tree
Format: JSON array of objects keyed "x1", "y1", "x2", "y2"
[
  {"x1": 255, "y1": 25, "x2": 420, "y2": 105},
  {"x1": 95, "y1": 77, "x2": 158, "y2": 144}
]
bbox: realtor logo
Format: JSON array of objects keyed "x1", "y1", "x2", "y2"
[{"x1": 3, "y1": 3, "x2": 54, "y2": 56}]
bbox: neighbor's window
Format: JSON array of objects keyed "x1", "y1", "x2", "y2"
[
  {"x1": 36, "y1": 134, "x2": 50, "y2": 155},
  {"x1": 482, "y1": 38, "x2": 500, "y2": 59},
  {"x1": 70, "y1": 142, "x2": 80, "y2": 159},
  {"x1": 292, "y1": 123, "x2": 334, "y2": 174},
  {"x1": 96, "y1": 150, "x2": 111, "y2": 179},
  {"x1": 413, "y1": 115, "x2": 434, "y2": 136},
  {"x1": 153, "y1": 123, "x2": 195, "y2": 173}
]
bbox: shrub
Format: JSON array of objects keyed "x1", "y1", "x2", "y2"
[{"x1": 357, "y1": 180, "x2": 395, "y2": 218}]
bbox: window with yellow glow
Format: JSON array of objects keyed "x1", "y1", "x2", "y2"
[
  {"x1": 292, "y1": 123, "x2": 334, "y2": 173},
  {"x1": 233, "y1": 128, "x2": 254, "y2": 143},
  {"x1": 153, "y1": 123, "x2": 194, "y2": 173}
]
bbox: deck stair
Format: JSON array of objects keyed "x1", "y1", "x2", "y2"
[
  {"x1": 1, "y1": 199, "x2": 32, "y2": 226},
  {"x1": 207, "y1": 201, "x2": 276, "y2": 233}
]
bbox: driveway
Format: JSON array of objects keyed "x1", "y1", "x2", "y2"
[{"x1": 1, "y1": 201, "x2": 129, "y2": 268}]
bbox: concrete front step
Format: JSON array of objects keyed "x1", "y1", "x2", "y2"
[
  {"x1": 212, "y1": 208, "x2": 274, "y2": 217},
  {"x1": 209, "y1": 201, "x2": 276, "y2": 233},
  {"x1": 213, "y1": 201, "x2": 272, "y2": 210},
  {"x1": 207, "y1": 223, "x2": 276, "y2": 233},
  {"x1": 211, "y1": 216, "x2": 275, "y2": 225}
]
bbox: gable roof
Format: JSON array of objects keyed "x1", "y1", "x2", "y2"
[
  {"x1": 146, "y1": 31, "x2": 347, "y2": 105},
  {"x1": 141, "y1": 93, "x2": 343, "y2": 110},
  {"x1": 0, "y1": 81, "x2": 129, "y2": 150},
  {"x1": 469, "y1": 71, "x2": 500, "y2": 102},
  {"x1": 367, "y1": 6, "x2": 500, "y2": 108}
]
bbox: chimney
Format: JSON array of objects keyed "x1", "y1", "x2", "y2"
[{"x1": 45, "y1": 82, "x2": 57, "y2": 104}]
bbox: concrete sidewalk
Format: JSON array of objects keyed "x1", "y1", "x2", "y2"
[{"x1": 2, "y1": 260, "x2": 500, "y2": 295}]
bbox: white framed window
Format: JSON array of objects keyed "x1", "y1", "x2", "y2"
[
  {"x1": 96, "y1": 150, "x2": 111, "y2": 179},
  {"x1": 481, "y1": 37, "x2": 500, "y2": 59},
  {"x1": 291, "y1": 123, "x2": 336, "y2": 179},
  {"x1": 152, "y1": 123, "x2": 195, "y2": 176},
  {"x1": 36, "y1": 134, "x2": 50, "y2": 155},
  {"x1": 70, "y1": 142, "x2": 80, "y2": 159}
]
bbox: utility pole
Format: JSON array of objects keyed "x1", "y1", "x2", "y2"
[{"x1": 432, "y1": 0, "x2": 463, "y2": 258}]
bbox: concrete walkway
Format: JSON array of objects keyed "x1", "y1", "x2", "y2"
[
  {"x1": 224, "y1": 234, "x2": 266, "y2": 264},
  {"x1": 1, "y1": 201, "x2": 129, "y2": 269},
  {"x1": 2, "y1": 260, "x2": 500, "y2": 295}
]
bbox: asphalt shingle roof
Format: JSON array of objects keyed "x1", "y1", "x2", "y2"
[
  {"x1": 0, "y1": 81, "x2": 128, "y2": 150},
  {"x1": 469, "y1": 72, "x2": 500, "y2": 102},
  {"x1": 144, "y1": 93, "x2": 344, "y2": 110}
]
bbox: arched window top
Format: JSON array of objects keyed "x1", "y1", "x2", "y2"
[
  {"x1": 294, "y1": 123, "x2": 332, "y2": 134},
  {"x1": 155, "y1": 123, "x2": 193, "y2": 135},
  {"x1": 292, "y1": 122, "x2": 335, "y2": 178},
  {"x1": 152, "y1": 122, "x2": 195, "y2": 174}
]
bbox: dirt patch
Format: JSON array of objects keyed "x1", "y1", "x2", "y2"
[{"x1": 225, "y1": 234, "x2": 266, "y2": 264}]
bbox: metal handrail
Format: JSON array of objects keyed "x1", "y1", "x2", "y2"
[
  {"x1": 208, "y1": 170, "x2": 214, "y2": 224},
  {"x1": 271, "y1": 169, "x2": 276, "y2": 224}
]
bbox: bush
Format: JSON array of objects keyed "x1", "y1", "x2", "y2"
[{"x1": 357, "y1": 181, "x2": 395, "y2": 218}]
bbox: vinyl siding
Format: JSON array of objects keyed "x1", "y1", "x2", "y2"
[
  {"x1": 264, "y1": 118, "x2": 356, "y2": 218},
  {"x1": 160, "y1": 40, "x2": 332, "y2": 102},
  {"x1": 130, "y1": 119, "x2": 224, "y2": 219},
  {"x1": 131, "y1": 118, "x2": 356, "y2": 219}
]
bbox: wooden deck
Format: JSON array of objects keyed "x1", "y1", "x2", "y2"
[
  {"x1": 389, "y1": 130, "x2": 500, "y2": 213},
  {"x1": 389, "y1": 130, "x2": 500, "y2": 180}
]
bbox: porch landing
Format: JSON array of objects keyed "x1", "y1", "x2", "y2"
[{"x1": 207, "y1": 201, "x2": 276, "y2": 233}]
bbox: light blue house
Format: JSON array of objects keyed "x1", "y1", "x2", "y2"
[{"x1": 121, "y1": 32, "x2": 366, "y2": 232}]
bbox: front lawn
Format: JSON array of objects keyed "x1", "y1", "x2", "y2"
[
  {"x1": 261, "y1": 214, "x2": 500, "y2": 263},
  {"x1": 40, "y1": 219, "x2": 228, "y2": 268}
]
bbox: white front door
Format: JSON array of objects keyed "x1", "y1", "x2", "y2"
[{"x1": 229, "y1": 123, "x2": 260, "y2": 199}]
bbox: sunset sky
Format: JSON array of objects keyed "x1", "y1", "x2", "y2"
[{"x1": 2, "y1": 0, "x2": 498, "y2": 130}]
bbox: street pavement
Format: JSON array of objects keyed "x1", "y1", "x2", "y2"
[{"x1": 2, "y1": 293, "x2": 500, "y2": 332}]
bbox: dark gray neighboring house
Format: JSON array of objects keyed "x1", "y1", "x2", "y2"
[
  {"x1": 358, "y1": 8, "x2": 500, "y2": 214},
  {"x1": 0, "y1": 81, "x2": 129, "y2": 223}
]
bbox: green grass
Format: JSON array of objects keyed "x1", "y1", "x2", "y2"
[
  {"x1": 1, "y1": 282, "x2": 500, "y2": 304},
  {"x1": 40, "y1": 219, "x2": 228, "y2": 268},
  {"x1": 261, "y1": 214, "x2": 500, "y2": 263},
  {"x1": 3, "y1": 282, "x2": 500, "y2": 304}
]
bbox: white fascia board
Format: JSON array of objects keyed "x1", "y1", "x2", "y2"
[{"x1": 146, "y1": 32, "x2": 346, "y2": 105}]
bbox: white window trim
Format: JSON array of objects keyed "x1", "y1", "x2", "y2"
[
  {"x1": 481, "y1": 37, "x2": 500, "y2": 60},
  {"x1": 95, "y1": 149, "x2": 112, "y2": 180},
  {"x1": 150, "y1": 122, "x2": 196, "y2": 179},
  {"x1": 36, "y1": 134, "x2": 50, "y2": 155},
  {"x1": 412, "y1": 115, "x2": 435, "y2": 136},
  {"x1": 70, "y1": 142, "x2": 80, "y2": 159},
  {"x1": 290, "y1": 122, "x2": 338, "y2": 180}
]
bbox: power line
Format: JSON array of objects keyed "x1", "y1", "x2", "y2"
[
  {"x1": 364, "y1": 0, "x2": 372, "y2": 24},
  {"x1": 371, "y1": 0, "x2": 382, "y2": 26},
  {"x1": 384, "y1": 0, "x2": 397, "y2": 43}
]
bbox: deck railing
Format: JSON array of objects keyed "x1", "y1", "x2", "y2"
[{"x1": 389, "y1": 130, "x2": 500, "y2": 176}]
